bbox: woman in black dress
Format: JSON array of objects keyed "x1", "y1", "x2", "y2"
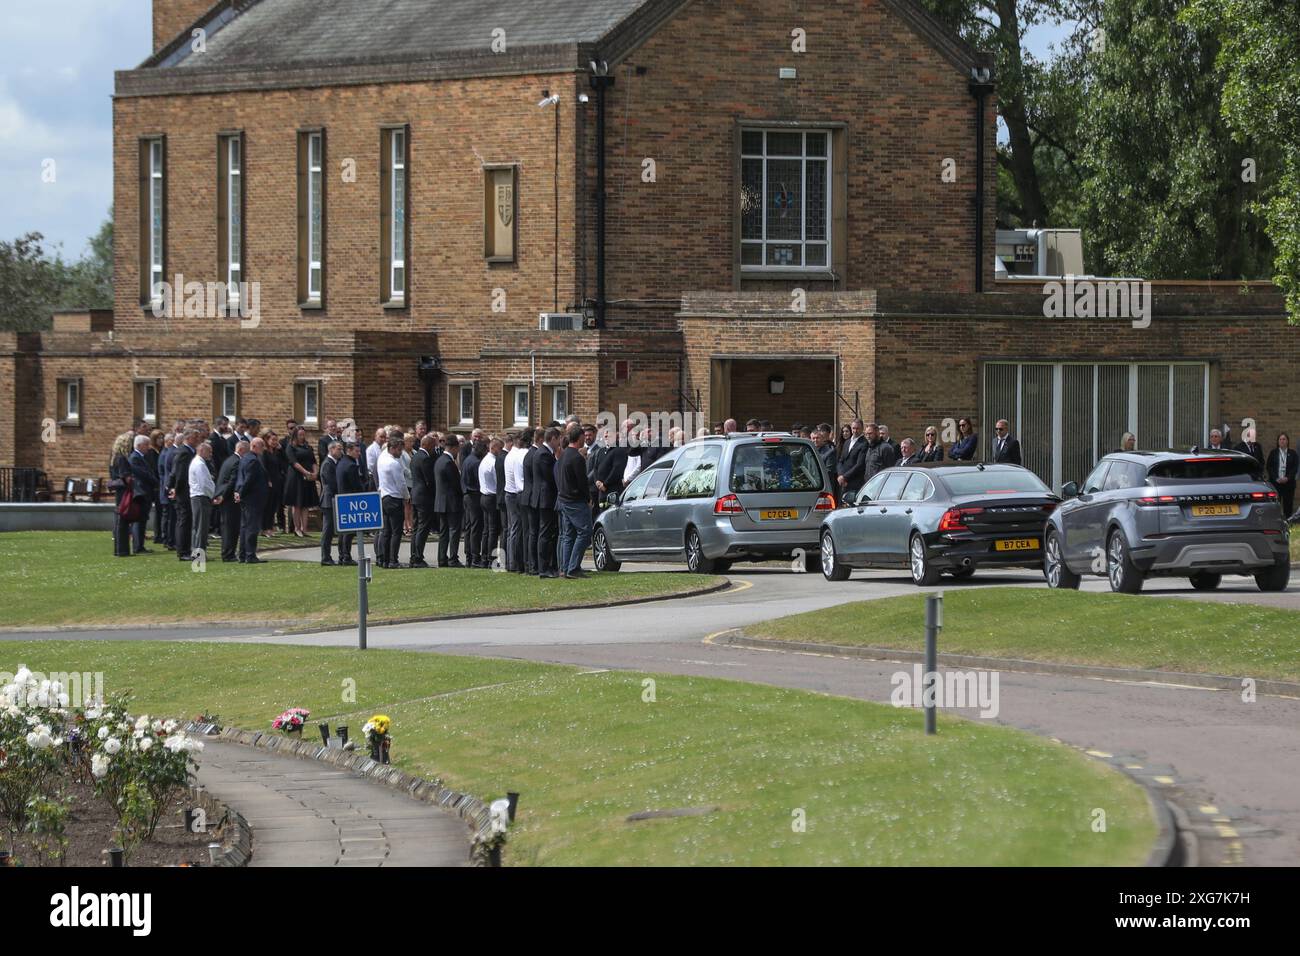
[
  {"x1": 261, "y1": 430, "x2": 285, "y2": 536},
  {"x1": 285, "y1": 426, "x2": 319, "y2": 537},
  {"x1": 109, "y1": 431, "x2": 135, "y2": 557}
]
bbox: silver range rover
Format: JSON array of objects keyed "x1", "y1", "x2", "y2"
[
  {"x1": 592, "y1": 433, "x2": 836, "y2": 574},
  {"x1": 1043, "y1": 450, "x2": 1290, "y2": 593}
]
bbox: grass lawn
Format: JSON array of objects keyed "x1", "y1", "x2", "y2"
[
  {"x1": 748, "y1": 587, "x2": 1300, "y2": 682},
  {"x1": 0, "y1": 532, "x2": 720, "y2": 629},
  {"x1": 0, "y1": 641, "x2": 1155, "y2": 866}
]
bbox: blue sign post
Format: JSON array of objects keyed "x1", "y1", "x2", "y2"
[{"x1": 335, "y1": 493, "x2": 384, "y2": 650}]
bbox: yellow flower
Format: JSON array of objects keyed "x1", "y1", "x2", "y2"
[{"x1": 370, "y1": 715, "x2": 391, "y2": 735}]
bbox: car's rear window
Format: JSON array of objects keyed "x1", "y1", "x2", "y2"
[
  {"x1": 729, "y1": 442, "x2": 823, "y2": 492},
  {"x1": 1148, "y1": 458, "x2": 1263, "y2": 481},
  {"x1": 943, "y1": 470, "x2": 1051, "y2": 496}
]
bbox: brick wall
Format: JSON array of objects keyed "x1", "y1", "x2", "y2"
[
  {"x1": 112, "y1": 71, "x2": 579, "y2": 358},
  {"x1": 578, "y1": 0, "x2": 997, "y2": 333},
  {"x1": 153, "y1": 0, "x2": 221, "y2": 54},
  {"x1": 871, "y1": 313, "x2": 1300, "y2": 451}
]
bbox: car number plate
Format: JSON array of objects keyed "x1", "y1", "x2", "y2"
[
  {"x1": 1191, "y1": 503, "x2": 1240, "y2": 517},
  {"x1": 759, "y1": 509, "x2": 798, "y2": 520},
  {"x1": 994, "y1": 538, "x2": 1039, "y2": 551}
]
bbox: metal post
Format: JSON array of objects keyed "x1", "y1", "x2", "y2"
[
  {"x1": 358, "y1": 532, "x2": 369, "y2": 651},
  {"x1": 924, "y1": 591, "x2": 942, "y2": 735}
]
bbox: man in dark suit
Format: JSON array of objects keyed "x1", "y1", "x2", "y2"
[
  {"x1": 594, "y1": 419, "x2": 635, "y2": 510},
  {"x1": 318, "y1": 440, "x2": 343, "y2": 566},
  {"x1": 837, "y1": 419, "x2": 867, "y2": 494},
  {"x1": 534, "y1": 427, "x2": 561, "y2": 578},
  {"x1": 208, "y1": 418, "x2": 231, "y2": 474},
  {"x1": 158, "y1": 436, "x2": 177, "y2": 550},
  {"x1": 862, "y1": 423, "x2": 898, "y2": 481},
  {"x1": 1235, "y1": 431, "x2": 1265, "y2": 467},
  {"x1": 410, "y1": 435, "x2": 439, "y2": 568},
  {"x1": 336, "y1": 441, "x2": 363, "y2": 565},
  {"x1": 168, "y1": 428, "x2": 200, "y2": 560},
  {"x1": 214, "y1": 440, "x2": 245, "y2": 562},
  {"x1": 585, "y1": 423, "x2": 608, "y2": 525},
  {"x1": 521, "y1": 430, "x2": 540, "y2": 575},
  {"x1": 896, "y1": 438, "x2": 924, "y2": 467},
  {"x1": 235, "y1": 438, "x2": 269, "y2": 563},
  {"x1": 128, "y1": 435, "x2": 158, "y2": 554},
  {"x1": 813, "y1": 423, "x2": 838, "y2": 488},
  {"x1": 992, "y1": 420, "x2": 1022, "y2": 465},
  {"x1": 1206, "y1": 428, "x2": 1230, "y2": 452},
  {"x1": 318, "y1": 419, "x2": 342, "y2": 464},
  {"x1": 461, "y1": 439, "x2": 484, "y2": 569},
  {"x1": 434, "y1": 434, "x2": 464, "y2": 568},
  {"x1": 495, "y1": 433, "x2": 510, "y2": 565}
]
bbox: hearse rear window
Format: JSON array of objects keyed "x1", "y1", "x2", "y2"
[{"x1": 730, "y1": 442, "x2": 823, "y2": 492}]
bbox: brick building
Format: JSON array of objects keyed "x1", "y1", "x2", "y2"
[{"x1": 2, "y1": 0, "x2": 1296, "y2": 493}]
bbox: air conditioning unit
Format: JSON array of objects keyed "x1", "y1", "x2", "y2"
[{"x1": 539, "y1": 312, "x2": 585, "y2": 331}]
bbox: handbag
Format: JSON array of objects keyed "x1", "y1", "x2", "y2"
[{"x1": 117, "y1": 476, "x2": 145, "y2": 523}]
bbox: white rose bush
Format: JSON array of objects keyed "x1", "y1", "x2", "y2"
[{"x1": 0, "y1": 665, "x2": 205, "y2": 861}]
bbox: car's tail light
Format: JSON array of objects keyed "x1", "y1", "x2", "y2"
[
  {"x1": 1136, "y1": 495, "x2": 1176, "y2": 506},
  {"x1": 814, "y1": 492, "x2": 836, "y2": 511},
  {"x1": 714, "y1": 494, "x2": 743, "y2": 515},
  {"x1": 938, "y1": 507, "x2": 983, "y2": 532},
  {"x1": 1250, "y1": 490, "x2": 1278, "y2": 500}
]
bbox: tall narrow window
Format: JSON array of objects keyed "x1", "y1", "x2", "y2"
[
  {"x1": 58, "y1": 378, "x2": 82, "y2": 425},
  {"x1": 217, "y1": 133, "x2": 244, "y2": 310},
  {"x1": 740, "y1": 129, "x2": 830, "y2": 270},
  {"x1": 294, "y1": 381, "x2": 322, "y2": 428},
  {"x1": 380, "y1": 126, "x2": 409, "y2": 303},
  {"x1": 139, "y1": 137, "x2": 165, "y2": 304},
  {"x1": 297, "y1": 131, "x2": 325, "y2": 305},
  {"x1": 134, "y1": 380, "x2": 159, "y2": 425},
  {"x1": 212, "y1": 381, "x2": 239, "y2": 421}
]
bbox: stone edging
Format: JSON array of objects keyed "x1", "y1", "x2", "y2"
[
  {"x1": 0, "y1": 579, "x2": 731, "y2": 636},
  {"x1": 206, "y1": 726, "x2": 499, "y2": 866},
  {"x1": 272, "y1": 577, "x2": 732, "y2": 635},
  {"x1": 721, "y1": 630, "x2": 1300, "y2": 699},
  {"x1": 186, "y1": 782, "x2": 252, "y2": 868}
]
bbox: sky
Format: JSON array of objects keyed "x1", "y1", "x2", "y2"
[{"x1": 0, "y1": 2, "x2": 1073, "y2": 260}]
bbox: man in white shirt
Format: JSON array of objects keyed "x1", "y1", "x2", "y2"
[
  {"x1": 188, "y1": 441, "x2": 218, "y2": 558},
  {"x1": 375, "y1": 436, "x2": 409, "y2": 569},
  {"x1": 366, "y1": 427, "x2": 387, "y2": 491},
  {"x1": 478, "y1": 437, "x2": 501, "y2": 565},
  {"x1": 504, "y1": 431, "x2": 530, "y2": 572}
]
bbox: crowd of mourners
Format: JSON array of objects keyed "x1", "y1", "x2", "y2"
[{"x1": 106, "y1": 409, "x2": 1297, "y2": 572}]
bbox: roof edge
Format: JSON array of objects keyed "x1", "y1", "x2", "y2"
[
  {"x1": 116, "y1": 43, "x2": 586, "y2": 98},
  {"x1": 880, "y1": 0, "x2": 994, "y2": 76}
]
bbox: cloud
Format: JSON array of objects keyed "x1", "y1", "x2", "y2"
[{"x1": 0, "y1": 1, "x2": 149, "y2": 253}]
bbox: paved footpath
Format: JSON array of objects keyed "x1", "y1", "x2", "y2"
[{"x1": 195, "y1": 740, "x2": 469, "y2": 867}]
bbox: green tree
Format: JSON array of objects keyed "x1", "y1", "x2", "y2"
[
  {"x1": 1183, "y1": 0, "x2": 1300, "y2": 320},
  {"x1": 0, "y1": 214, "x2": 113, "y2": 332},
  {"x1": 0, "y1": 233, "x2": 63, "y2": 332},
  {"x1": 1079, "y1": 0, "x2": 1276, "y2": 281},
  {"x1": 921, "y1": 0, "x2": 1102, "y2": 228}
]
